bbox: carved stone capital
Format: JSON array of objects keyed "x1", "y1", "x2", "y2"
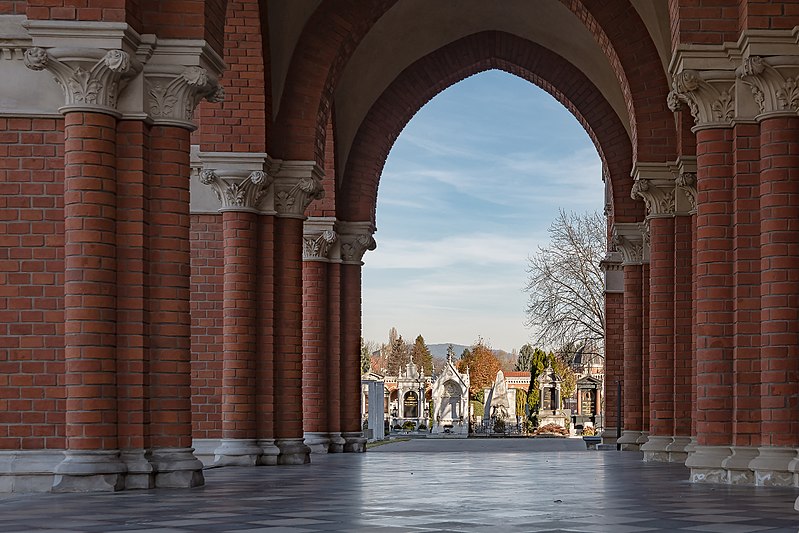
[
  {"x1": 736, "y1": 55, "x2": 799, "y2": 119},
  {"x1": 303, "y1": 230, "x2": 338, "y2": 261},
  {"x1": 338, "y1": 221, "x2": 377, "y2": 265},
  {"x1": 273, "y1": 161, "x2": 325, "y2": 219},
  {"x1": 676, "y1": 172, "x2": 697, "y2": 214},
  {"x1": 144, "y1": 65, "x2": 223, "y2": 129},
  {"x1": 23, "y1": 47, "x2": 138, "y2": 116},
  {"x1": 631, "y1": 179, "x2": 675, "y2": 218},
  {"x1": 199, "y1": 169, "x2": 272, "y2": 213},
  {"x1": 612, "y1": 223, "x2": 648, "y2": 265},
  {"x1": 671, "y1": 69, "x2": 736, "y2": 130}
]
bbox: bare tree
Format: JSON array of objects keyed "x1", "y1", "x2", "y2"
[{"x1": 524, "y1": 209, "x2": 606, "y2": 350}]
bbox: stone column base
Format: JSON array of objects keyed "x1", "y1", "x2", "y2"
[
  {"x1": 666, "y1": 436, "x2": 692, "y2": 464},
  {"x1": 276, "y1": 438, "x2": 311, "y2": 465},
  {"x1": 750, "y1": 447, "x2": 798, "y2": 487},
  {"x1": 212, "y1": 439, "x2": 262, "y2": 467},
  {"x1": 0, "y1": 450, "x2": 65, "y2": 492},
  {"x1": 191, "y1": 439, "x2": 220, "y2": 467},
  {"x1": 328, "y1": 432, "x2": 346, "y2": 453},
  {"x1": 721, "y1": 446, "x2": 758, "y2": 485},
  {"x1": 121, "y1": 450, "x2": 154, "y2": 489},
  {"x1": 686, "y1": 445, "x2": 731, "y2": 484},
  {"x1": 257, "y1": 439, "x2": 280, "y2": 466},
  {"x1": 342, "y1": 432, "x2": 367, "y2": 453},
  {"x1": 148, "y1": 448, "x2": 204, "y2": 488},
  {"x1": 600, "y1": 428, "x2": 619, "y2": 446},
  {"x1": 303, "y1": 432, "x2": 331, "y2": 454},
  {"x1": 52, "y1": 450, "x2": 126, "y2": 493},
  {"x1": 641, "y1": 435, "x2": 673, "y2": 462},
  {"x1": 617, "y1": 430, "x2": 643, "y2": 451}
]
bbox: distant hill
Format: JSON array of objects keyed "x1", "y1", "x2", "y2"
[
  {"x1": 428, "y1": 343, "x2": 516, "y2": 373},
  {"x1": 427, "y1": 343, "x2": 470, "y2": 359}
]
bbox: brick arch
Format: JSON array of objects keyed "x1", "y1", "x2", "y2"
[
  {"x1": 339, "y1": 31, "x2": 641, "y2": 225},
  {"x1": 271, "y1": 0, "x2": 673, "y2": 167}
]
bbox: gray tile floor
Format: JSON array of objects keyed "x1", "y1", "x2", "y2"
[{"x1": 1, "y1": 438, "x2": 798, "y2": 532}]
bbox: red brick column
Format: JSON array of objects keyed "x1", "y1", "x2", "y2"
[
  {"x1": 600, "y1": 253, "x2": 624, "y2": 445},
  {"x1": 641, "y1": 262, "x2": 651, "y2": 444},
  {"x1": 215, "y1": 210, "x2": 260, "y2": 464},
  {"x1": 54, "y1": 110, "x2": 126, "y2": 492},
  {"x1": 672, "y1": 207, "x2": 695, "y2": 461},
  {"x1": 644, "y1": 216, "x2": 675, "y2": 460},
  {"x1": 748, "y1": 115, "x2": 799, "y2": 484},
  {"x1": 272, "y1": 163, "x2": 324, "y2": 464},
  {"x1": 686, "y1": 126, "x2": 735, "y2": 482},
  {"x1": 256, "y1": 212, "x2": 279, "y2": 464},
  {"x1": 326, "y1": 261, "x2": 345, "y2": 452},
  {"x1": 23, "y1": 47, "x2": 138, "y2": 492},
  {"x1": 338, "y1": 223, "x2": 376, "y2": 453},
  {"x1": 146, "y1": 125, "x2": 204, "y2": 487},
  {"x1": 613, "y1": 224, "x2": 646, "y2": 451},
  {"x1": 197, "y1": 167, "x2": 271, "y2": 466},
  {"x1": 302, "y1": 223, "x2": 337, "y2": 453}
]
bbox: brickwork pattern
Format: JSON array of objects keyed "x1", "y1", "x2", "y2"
[
  {"x1": 623, "y1": 264, "x2": 644, "y2": 432},
  {"x1": 221, "y1": 211, "x2": 258, "y2": 440},
  {"x1": 695, "y1": 128, "x2": 735, "y2": 447},
  {"x1": 0, "y1": 118, "x2": 66, "y2": 451},
  {"x1": 302, "y1": 261, "x2": 328, "y2": 435},
  {"x1": 255, "y1": 215, "x2": 275, "y2": 441},
  {"x1": 190, "y1": 215, "x2": 223, "y2": 440},
  {"x1": 673, "y1": 215, "x2": 693, "y2": 436},
  {"x1": 195, "y1": 0, "x2": 267, "y2": 153},
  {"x1": 758, "y1": 116, "x2": 799, "y2": 447},
  {"x1": 340, "y1": 264, "x2": 362, "y2": 435},
  {"x1": 604, "y1": 292, "x2": 624, "y2": 432},
  {"x1": 649, "y1": 218, "x2": 675, "y2": 437},
  {"x1": 733, "y1": 122, "x2": 762, "y2": 447}
]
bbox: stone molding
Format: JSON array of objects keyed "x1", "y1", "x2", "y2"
[
  {"x1": 736, "y1": 55, "x2": 799, "y2": 119},
  {"x1": 600, "y1": 251, "x2": 623, "y2": 294},
  {"x1": 303, "y1": 217, "x2": 338, "y2": 262},
  {"x1": 144, "y1": 63, "x2": 223, "y2": 129},
  {"x1": 631, "y1": 163, "x2": 677, "y2": 219},
  {"x1": 338, "y1": 221, "x2": 377, "y2": 265},
  {"x1": 24, "y1": 47, "x2": 139, "y2": 116},
  {"x1": 612, "y1": 223, "x2": 648, "y2": 265},
  {"x1": 272, "y1": 161, "x2": 325, "y2": 219}
]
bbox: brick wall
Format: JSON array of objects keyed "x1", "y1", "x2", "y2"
[
  {"x1": 189, "y1": 214, "x2": 223, "y2": 440},
  {"x1": 0, "y1": 118, "x2": 66, "y2": 451}
]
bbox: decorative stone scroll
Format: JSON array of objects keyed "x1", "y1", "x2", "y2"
[
  {"x1": 145, "y1": 66, "x2": 223, "y2": 129},
  {"x1": 338, "y1": 222, "x2": 377, "y2": 265},
  {"x1": 24, "y1": 47, "x2": 138, "y2": 115},
  {"x1": 676, "y1": 172, "x2": 697, "y2": 213},
  {"x1": 273, "y1": 161, "x2": 325, "y2": 218},
  {"x1": 670, "y1": 69, "x2": 736, "y2": 130},
  {"x1": 736, "y1": 56, "x2": 799, "y2": 118},
  {"x1": 612, "y1": 223, "x2": 647, "y2": 265},
  {"x1": 199, "y1": 169, "x2": 272, "y2": 212}
]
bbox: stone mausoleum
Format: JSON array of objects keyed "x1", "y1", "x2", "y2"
[{"x1": 1, "y1": 2, "x2": 799, "y2": 511}]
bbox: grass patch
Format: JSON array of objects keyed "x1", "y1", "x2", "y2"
[{"x1": 366, "y1": 438, "x2": 410, "y2": 449}]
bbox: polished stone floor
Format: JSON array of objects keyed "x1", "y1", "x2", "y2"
[{"x1": 1, "y1": 438, "x2": 798, "y2": 532}]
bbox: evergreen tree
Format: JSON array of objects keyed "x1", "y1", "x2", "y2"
[
  {"x1": 386, "y1": 333, "x2": 410, "y2": 376},
  {"x1": 515, "y1": 343, "x2": 535, "y2": 371},
  {"x1": 360, "y1": 337, "x2": 371, "y2": 374},
  {"x1": 411, "y1": 334, "x2": 433, "y2": 376}
]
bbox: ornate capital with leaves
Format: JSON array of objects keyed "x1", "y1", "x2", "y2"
[
  {"x1": 273, "y1": 161, "x2": 325, "y2": 218},
  {"x1": 612, "y1": 223, "x2": 647, "y2": 265},
  {"x1": 670, "y1": 69, "x2": 736, "y2": 130},
  {"x1": 24, "y1": 47, "x2": 138, "y2": 115},
  {"x1": 736, "y1": 55, "x2": 799, "y2": 118},
  {"x1": 303, "y1": 229, "x2": 338, "y2": 261},
  {"x1": 630, "y1": 178, "x2": 676, "y2": 218},
  {"x1": 145, "y1": 66, "x2": 223, "y2": 129},
  {"x1": 199, "y1": 169, "x2": 272, "y2": 212},
  {"x1": 338, "y1": 222, "x2": 377, "y2": 265}
]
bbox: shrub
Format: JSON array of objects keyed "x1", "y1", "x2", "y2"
[
  {"x1": 402, "y1": 420, "x2": 416, "y2": 431},
  {"x1": 418, "y1": 424, "x2": 427, "y2": 431},
  {"x1": 534, "y1": 423, "x2": 569, "y2": 436},
  {"x1": 493, "y1": 418, "x2": 506, "y2": 433},
  {"x1": 392, "y1": 424, "x2": 402, "y2": 430},
  {"x1": 581, "y1": 425, "x2": 595, "y2": 436},
  {"x1": 471, "y1": 400, "x2": 484, "y2": 418}
]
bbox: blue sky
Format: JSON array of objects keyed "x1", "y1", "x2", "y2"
[{"x1": 361, "y1": 70, "x2": 605, "y2": 353}]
